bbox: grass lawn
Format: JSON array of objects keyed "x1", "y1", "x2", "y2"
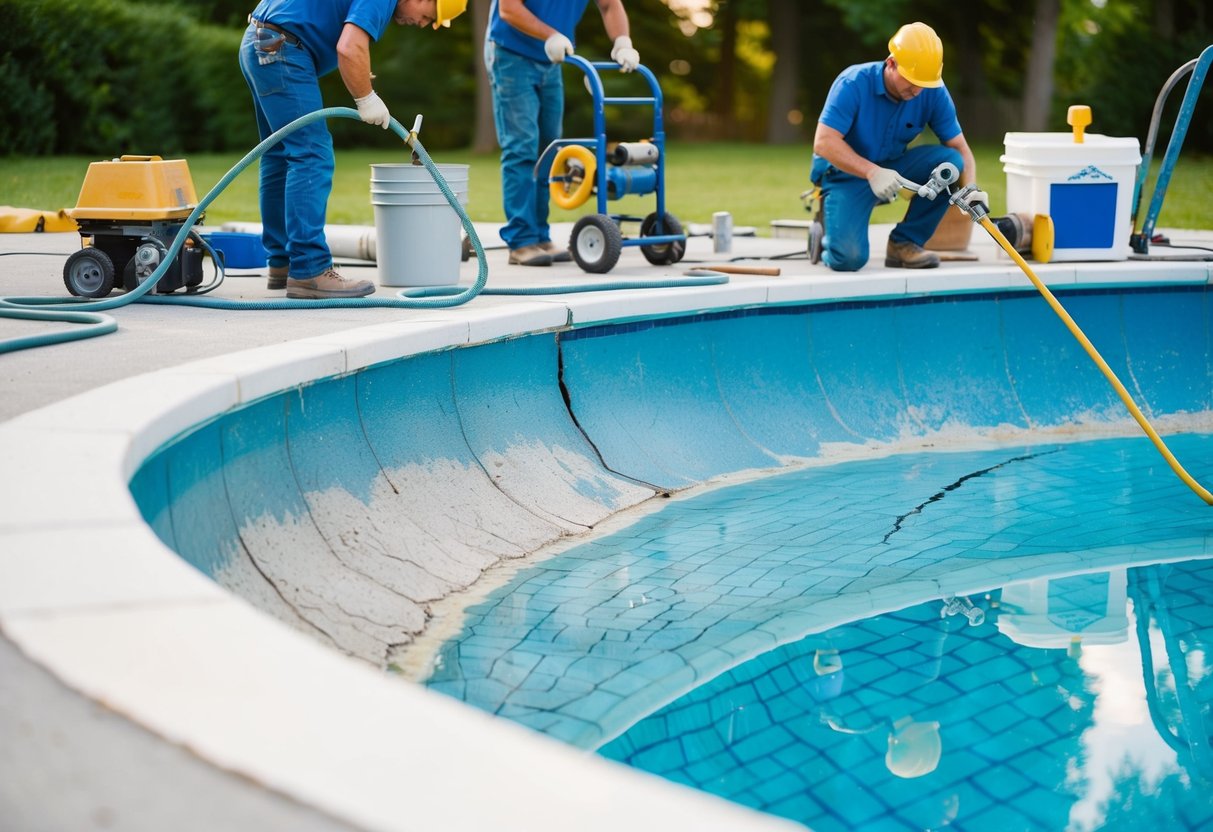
[{"x1": 2, "y1": 142, "x2": 1209, "y2": 235}]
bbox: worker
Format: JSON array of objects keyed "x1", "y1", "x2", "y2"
[
  {"x1": 486, "y1": 0, "x2": 640, "y2": 266},
  {"x1": 239, "y1": 0, "x2": 466, "y2": 298},
  {"x1": 810, "y1": 22, "x2": 986, "y2": 271}
]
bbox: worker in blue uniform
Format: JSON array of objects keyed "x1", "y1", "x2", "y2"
[
  {"x1": 486, "y1": 0, "x2": 640, "y2": 267},
  {"x1": 240, "y1": 0, "x2": 466, "y2": 298},
  {"x1": 810, "y1": 22, "x2": 987, "y2": 271}
]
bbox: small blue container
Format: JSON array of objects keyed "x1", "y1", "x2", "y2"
[{"x1": 200, "y1": 231, "x2": 267, "y2": 269}]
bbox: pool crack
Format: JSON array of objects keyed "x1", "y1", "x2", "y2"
[{"x1": 881, "y1": 448, "x2": 1060, "y2": 544}]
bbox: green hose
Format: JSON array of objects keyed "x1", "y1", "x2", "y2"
[{"x1": 0, "y1": 107, "x2": 725, "y2": 354}]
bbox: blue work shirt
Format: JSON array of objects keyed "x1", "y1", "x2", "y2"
[
  {"x1": 250, "y1": 0, "x2": 398, "y2": 77},
  {"x1": 811, "y1": 61, "x2": 962, "y2": 183},
  {"x1": 488, "y1": 0, "x2": 593, "y2": 63}
]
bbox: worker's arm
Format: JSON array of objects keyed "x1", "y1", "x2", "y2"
[
  {"x1": 497, "y1": 0, "x2": 562, "y2": 40},
  {"x1": 943, "y1": 132, "x2": 977, "y2": 186},
  {"x1": 595, "y1": 0, "x2": 630, "y2": 41},
  {"x1": 337, "y1": 23, "x2": 391, "y2": 128},
  {"x1": 336, "y1": 23, "x2": 375, "y2": 98},
  {"x1": 813, "y1": 122, "x2": 881, "y2": 179},
  {"x1": 814, "y1": 122, "x2": 901, "y2": 201}
]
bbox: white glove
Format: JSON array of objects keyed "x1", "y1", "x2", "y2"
[
  {"x1": 544, "y1": 33, "x2": 573, "y2": 63},
  {"x1": 611, "y1": 35, "x2": 640, "y2": 72},
  {"x1": 960, "y1": 187, "x2": 990, "y2": 214},
  {"x1": 354, "y1": 91, "x2": 391, "y2": 129},
  {"x1": 867, "y1": 166, "x2": 901, "y2": 201}
]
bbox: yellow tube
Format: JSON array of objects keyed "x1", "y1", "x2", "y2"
[{"x1": 978, "y1": 215, "x2": 1213, "y2": 505}]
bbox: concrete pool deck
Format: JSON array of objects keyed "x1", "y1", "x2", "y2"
[{"x1": 2, "y1": 220, "x2": 1211, "y2": 830}]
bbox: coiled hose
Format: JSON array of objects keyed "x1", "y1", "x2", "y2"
[{"x1": 0, "y1": 107, "x2": 726, "y2": 354}]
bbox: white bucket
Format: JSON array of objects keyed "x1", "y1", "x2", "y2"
[
  {"x1": 1001, "y1": 132, "x2": 1140, "y2": 262},
  {"x1": 370, "y1": 163, "x2": 468, "y2": 286}
]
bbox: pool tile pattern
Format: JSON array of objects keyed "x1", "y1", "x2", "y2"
[{"x1": 421, "y1": 435, "x2": 1213, "y2": 763}]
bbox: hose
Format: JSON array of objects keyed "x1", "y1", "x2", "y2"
[
  {"x1": 0, "y1": 107, "x2": 725, "y2": 354},
  {"x1": 979, "y1": 214, "x2": 1213, "y2": 505}
]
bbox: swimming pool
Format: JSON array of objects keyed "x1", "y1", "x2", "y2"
[
  {"x1": 415, "y1": 435, "x2": 1212, "y2": 829},
  {"x1": 124, "y1": 278, "x2": 1212, "y2": 828}
]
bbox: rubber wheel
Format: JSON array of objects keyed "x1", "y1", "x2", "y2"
[
  {"x1": 549, "y1": 145, "x2": 597, "y2": 211},
  {"x1": 63, "y1": 247, "x2": 116, "y2": 298},
  {"x1": 808, "y1": 219, "x2": 824, "y2": 265},
  {"x1": 571, "y1": 214, "x2": 622, "y2": 274},
  {"x1": 639, "y1": 212, "x2": 686, "y2": 265}
]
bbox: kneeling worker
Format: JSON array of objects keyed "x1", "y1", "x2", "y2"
[{"x1": 810, "y1": 22, "x2": 984, "y2": 271}]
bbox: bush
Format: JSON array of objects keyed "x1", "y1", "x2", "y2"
[{"x1": 0, "y1": 0, "x2": 253, "y2": 155}]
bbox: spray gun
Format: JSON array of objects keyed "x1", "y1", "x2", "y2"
[{"x1": 896, "y1": 162, "x2": 990, "y2": 221}]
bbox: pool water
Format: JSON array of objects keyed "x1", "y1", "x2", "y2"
[{"x1": 420, "y1": 434, "x2": 1213, "y2": 828}]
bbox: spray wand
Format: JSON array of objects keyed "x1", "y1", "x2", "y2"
[{"x1": 900, "y1": 163, "x2": 1213, "y2": 505}]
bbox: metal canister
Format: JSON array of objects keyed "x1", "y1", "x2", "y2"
[{"x1": 712, "y1": 211, "x2": 733, "y2": 254}]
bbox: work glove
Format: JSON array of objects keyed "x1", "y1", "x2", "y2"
[
  {"x1": 611, "y1": 35, "x2": 640, "y2": 72},
  {"x1": 958, "y1": 187, "x2": 990, "y2": 215},
  {"x1": 544, "y1": 33, "x2": 574, "y2": 63},
  {"x1": 354, "y1": 91, "x2": 391, "y2": 129},
  {"x1": 866, "y1": 167, "x2": 901, "y2": 202}
]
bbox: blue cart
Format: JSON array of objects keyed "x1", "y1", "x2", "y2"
[{"x1": 536, "y1": 55, "x2": 686, "y2": 273}]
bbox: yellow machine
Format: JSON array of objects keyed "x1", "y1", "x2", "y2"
[{"x1": 63, "y1": 155, "x2": 205, "y2": 298}]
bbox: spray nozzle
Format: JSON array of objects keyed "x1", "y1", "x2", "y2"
[{"x1": 941, "y1": 594, "x2": 986, "y2": 626}]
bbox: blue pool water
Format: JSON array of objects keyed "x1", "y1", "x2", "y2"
[{"x1": 421, "y1": 434, "x2": 1213, "y2": 830}]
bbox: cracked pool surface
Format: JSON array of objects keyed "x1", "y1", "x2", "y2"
[{"x1": 418, "y1": 433, "x2": 1213, "y2": 829}]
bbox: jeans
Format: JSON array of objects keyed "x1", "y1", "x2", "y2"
[
  {"x1": 819, "y1": 144, "x2": 962, "y2": 272},
  {"x1": 238, "y1": 25, "x2": 334, "y2": 278},
  {"x1": 484, "y1": 40, "x2": 564, "y2": 250}
]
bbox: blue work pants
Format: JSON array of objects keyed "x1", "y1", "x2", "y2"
[
  {"x1": 238, "y1": 25, "x2": 334, "y2": 279},
  {"x1": 484, "y1": 41, "x2": 564, "y2": 250},
  {"x1": 820, "y1": 144, "x2": 962, "y2": 272}
]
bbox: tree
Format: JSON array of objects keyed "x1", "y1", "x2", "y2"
[{"x1": 1022, "y1": 0, "x2": 1060, "y2": 132}]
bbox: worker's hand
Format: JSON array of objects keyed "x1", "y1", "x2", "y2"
[
  {"x1": 544, "y1": 33, "x2": 574, "y2": 63},
  {"x1": 611, "y1": 35, "x2": 640, "y2": 72},
  {"x1": 958, "y1": 187, "x2": 990, "y2": 215},
  {"x1": 866, "y1": 167, "x2": 901, "y2": 202},
  {"x1": 354, "y1": 91, "x2": 391, "y2": 129}
]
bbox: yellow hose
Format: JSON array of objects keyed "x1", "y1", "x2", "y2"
[{"x1": 978, "y1": 215, "x2": 1213, "y2": 505}]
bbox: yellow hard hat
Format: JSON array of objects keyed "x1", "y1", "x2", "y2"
[
  {"x1": 888, "y1": 22, "x2": 944, "y2": 88},
  {"x1": 434, "y1": 0, "x2": 467, "y2": 28}
]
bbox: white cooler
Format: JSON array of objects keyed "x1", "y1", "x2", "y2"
[{"x1": 1001, "y1": 131, "x2": 1141, "y2": 261}]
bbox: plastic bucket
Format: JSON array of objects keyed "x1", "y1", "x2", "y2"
[
  {"x1": 198, "y1": 231, "x2": 267, "y2": 269},
  {"x1": 370, "y1": 163, "x2": 468, "y2": 287},
  {"x1": 1000, "y1": 132, "x2": 1140, "y2": 261}
]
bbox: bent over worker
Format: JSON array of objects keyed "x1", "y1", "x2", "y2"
[
  {"x1": 239, "y1": 0, "x2": 466, "y2": 298},
  {"x1": 810, "y1": 22, "x2": 985, "y2": 271}
]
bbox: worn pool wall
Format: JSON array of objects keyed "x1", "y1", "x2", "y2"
[{"x1": 132, "y1": 285, "x2": 1213, "y2": 669}]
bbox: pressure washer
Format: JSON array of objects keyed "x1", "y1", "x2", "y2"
[
  {"x1": 536, "y1": 55, "x2": 687, "y2": 274},
  {"x1": 61, "y1": 155, "x2": 220, "y2": 298}
]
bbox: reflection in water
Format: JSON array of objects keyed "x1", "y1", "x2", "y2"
[{"x1": 599, "y1": 561, "x2": 1213, "y2": 832}]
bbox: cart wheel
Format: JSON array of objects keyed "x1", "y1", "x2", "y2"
[
  {"x1": 461, "y1": 233, "x2": 473, "y2": 262},
  {"x1": 63, "y1": 247, "x2": 116, "y2": 298},
  {"x1": 639, "y1": 212, "x2": 686, "y2": 265},
  {"x1": 571, "y1": 214, "x2": 622, "y2": 274},
  {"x1": 808, "y1": 219, "x2": 824, "y2": 265}
]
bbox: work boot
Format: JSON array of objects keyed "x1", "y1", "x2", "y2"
[
  {"x1": 267, "y1": 265, "x2": 288, "y2": 290},
  {"x1": 285, "y1": 268, "x2": 375, "y2": 299},
  {"x1": 539, "y1": 241, "x2": 572, "y2": 263},
  {"x1": 508, "y1": 244, "x2": 552, "y2": 267},
  {"x1": 885, "y1": 239, "x2": 940, "y2": 269}
]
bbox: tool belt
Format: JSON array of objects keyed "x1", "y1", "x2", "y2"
[{"x1": 249, "y1": 16, "x2": 300, "y2": 52}]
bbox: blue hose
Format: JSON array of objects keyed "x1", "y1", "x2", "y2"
[{"x1": 0, "y1": 107, "x2": 725, "y2": 354}]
